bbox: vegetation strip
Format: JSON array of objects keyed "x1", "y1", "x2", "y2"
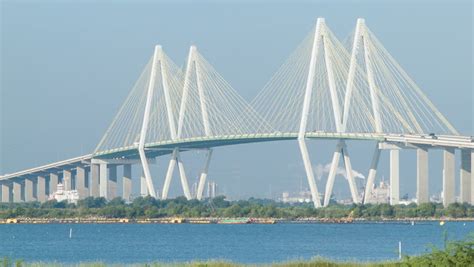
[{"x1": 1, "y1": 196, "x2": 474, "y2": 221}]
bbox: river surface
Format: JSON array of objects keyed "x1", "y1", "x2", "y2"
[{"x1": 0, "y1": 222, "x2": 472, "y2": 264}]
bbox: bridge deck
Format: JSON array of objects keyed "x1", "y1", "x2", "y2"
[
  {"x1": 0, "y1": 154, "x2": 93, "y2": 181},
  {"x1": 1, "y1": 132, "x2": 472, "y2": 181}
]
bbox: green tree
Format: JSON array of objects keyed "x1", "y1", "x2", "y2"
[
  {"x1": 144, "y1": 206, "x2": 160, "y2": 218},
  {"x1": 446, "y1": 203, "x2": 466, "y2": 218},
  {"x1": 99, "y1": 206, "x2": 126, "y2": 218},
  {"x1": 224, "y1": 204, "x2": 242, "y2": 217},
  {"x1": 211, "y1": 196, "x2": 230, "y2": 208},
  {"x1": 417, "y1": 202, "x2": 436, "y2": 217},
  {"x1": 108, "y1": 197, "x2": 125, "y2": 206},
  {"x1": 379, "y1": 203, "x2": 394, "y2": 217},
  {"x1": 77, "y1": 197, "x2": 106, "y2": 208},
  {"x1": 263, "y1": 205, "x2": 277, "y2": 218}
]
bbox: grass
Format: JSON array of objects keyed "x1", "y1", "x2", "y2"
[
  {"x1": 2, "y1": 261, "x2": 401, "y2": 267},
  {"x1": 0, "y1": 258, "x2": 453, "y2": 267}
]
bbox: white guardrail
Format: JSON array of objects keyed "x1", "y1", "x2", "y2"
[{"x1": 383, "y1": 134, "x2": 474, "y2": 149}]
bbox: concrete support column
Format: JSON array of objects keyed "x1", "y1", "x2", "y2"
[
  {"x1": 13, "y1": 181, "x2": 22, "y2": 203},
  {"x1": 108, "y1": 165, "x2": 117, "y2": 200},
  {"x1": 471, "y1": 150, "x2": 474, "y2": 205},
  {"x1": 33, "y1": 178, "x2": 38, "y2": 200},
  {"x1": 443, "y1": 148, "x2": 455, "y2": 207},
  {"x1": 390, "y1": 149, "x2": 399, "y2": 205},
  {"x1": 140, "y1": 172, "x2": 148, "y2": 196},
  {"x1": 37, "y1": 176, "x2": 47, "y2": 202},
  {"x1": 76, "y1": 166, "x2": 88, "y2": 199},
  {"x1": 63, "y1": 170, "x2": 72, "y2": 191},
  {"x1": 460, "y1": 149, "x2": 471, "y2": 203},
  {"x1": 297, "y1": 138, "x2": 322, "y2": 208},
  {"x1": 363, "y1": 144, "x2": 381, "y2": 204},
  {"x1": 197, "y1": 149, "x2": 213, "y2": 201},
  {"x1": 25, "y1": 178, "x2": 35, "y2": 202},
  {"x1": 90, "y1": 164, "x2": 100, "y2": 197},
  {"x1": 341, "y1": 144, "x2": 359, "y2": 204},
  {"x1": 49, "y1": 173, "x2": 59, "y2": 196},
  {"x1": 99, "y1": 163, "x2": 108, "y2": 199},
  {"x1": 416, "y1": 148, "x2": 429, "y2": 204},
  {"x1": 123, "y1": 164, "x2": 132, "y2": 202},
  {"x1": 1, "y1": 183, "x2": 11, "y2": 202}
]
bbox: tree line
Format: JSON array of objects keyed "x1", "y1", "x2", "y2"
[{"x1": 1, "y1": 196, "x2": 474, "y2": 219}]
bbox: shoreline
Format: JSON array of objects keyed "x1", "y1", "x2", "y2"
[{"x1": 1, "y1": 217, "x2": 473, "y2": 224}]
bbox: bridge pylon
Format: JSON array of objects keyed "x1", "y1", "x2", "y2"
[
  {"x1": 363, "y1": 142, "x2": 381, "y2": 204},
  {"x1": 297, "y1": 18, "x2": 363, "y2": 207},
  {"x1": 323, "y1": 140, "x2": 360, "y2": 206},
  {"x1": 161, "y1": 46, "x2": 214, "y2": 200},
  {"x1": 297, "y1": 18, "x2": 325, "y2": 208},
  {"x1": 137, "y1": 45, "x2": 162, "y2": 199}
]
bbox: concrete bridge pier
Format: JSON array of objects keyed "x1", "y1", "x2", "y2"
[
  {"x1": 363, "y1": 143, "x2": 381, "y2": 204},
  {"x1": 161, "y1": 149, "x2": 194, "y2": 200},
  {"x1": 390, "y1": 149, "x2": 400, "y2": 205},
  {"x1": 75, "y1": 166, "x2": 89, "y2": 199},
  {"x1": 99, "y1": 163, "x2": 108, "y2": 199},
  {"x1": 140, "y1": 171, "x2": 148, "y2": 196},
  {"x1": 92, "y1": 158, "x2": 157, "y2": 200},
  {"x1": 37, "y1": 175, "x2": 47, "y2": 202},
  {"x1": 416, "y1": 148, "x2": 429, "y2": 204},
  {"x1": 298, "y1": 138, "x2": 322, "y2": 208},
  {"x1": 324, "y1": 141, "x2": 359, "y2": 206},
  {"x1": 90, "y1": 164, "x2": 100, "y2": 197},
  {"x1": 13, "y1": 180, "x2": 22, "y2": 202},
  {"x1": 459, "y1": 149, "x2": 472, "y2": 204},
  {"x1": 49, "y1": 173, "x2": 59, "y2": 197},
  {"x1": 196, "y1": 149, "x2": 213, "y2": 201},
  {"x1": 123, "y1": 164, "x2": 132, "y2": 202},
  {"x1": 471, "y1": 150, "x2": 474, "y2": 205},
  {"x1": 25, "y1": 177, "x2": 35, "y2": 202},
  {"x1": 32, "y1": 177, "x2": 38, "y2": 200},
  {"x1": 162, "y1": 149, "x2": 178, "y2": 199},
  {"x1": 443, "y1": 148, "x2": 455, "y2": 207},
  {"x1": 63, "y1": 169, "x2": 73, "y2": 191},
  {"x1": 1, "y1": 182, "x2": 11, "y2": 202},
  {"x1": 108, "y1": 165, "x2": 117, "y2": 200}
]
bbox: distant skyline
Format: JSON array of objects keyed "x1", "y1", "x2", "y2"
[{"x1": 1, "y1": 0, "x2": 472, "y2": 200}]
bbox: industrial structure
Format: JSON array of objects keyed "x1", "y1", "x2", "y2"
[{"x1": 0, "y1": 18, "x2": 472, "y2": 208}]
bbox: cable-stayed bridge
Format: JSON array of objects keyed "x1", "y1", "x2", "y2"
[{"x1": 1, "y1": 18, "x2": 472, "y2": 207}]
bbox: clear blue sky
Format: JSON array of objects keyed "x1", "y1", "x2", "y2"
[{"x1": 1, "y1": 0, "x2": 472, "y2": 200}]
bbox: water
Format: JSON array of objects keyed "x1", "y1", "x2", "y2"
[{"x1": 0, "y1": 222, "x2": 472, "y2": 264}]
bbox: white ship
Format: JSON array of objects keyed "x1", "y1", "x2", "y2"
[{"x1": 48, "y1": 183, "x2": 79, "y2": 204}]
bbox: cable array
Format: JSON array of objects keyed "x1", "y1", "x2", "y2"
[
  {"x1": 95, "y1": 48, "x2": 273, "y2": 154},
  {"x1": 178, "y1": 49, "x2": 274, "y2": 139},
  {"x1": 95, "y1": 20, "x2": 458, "y2": 155},
  {"x1": 251, "y1": 22, "x2": 376, "y2": 133},
  {"x1": 252, "y1": 21, "x2": 457, "y2": 135},
  {"x1": 346, "y1": 25, "x2": 458, "y2": 134},
  {"x1": 95, "y1": 51, "x2": 184, "y2": 153}
]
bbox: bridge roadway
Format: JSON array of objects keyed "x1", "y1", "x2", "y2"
[{"x1": 1, "y1": 132, "x2": 472, "y2": 181}]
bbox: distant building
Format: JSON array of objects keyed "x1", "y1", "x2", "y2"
[
  {"x1": 191, "y1": 182, "x2": 198, "y2": 198},
  {"x1": 49, "y1": 183, "x2": 79, "y2": 204},
  {"x1": 398, "y1": 199, "x2": 417, "y2": 205},
  {"x1": 366, "y1": 181, "x2": 390, "y2": 204},
  {"x1": 207, "y1": 181, "x2": 217, "y2": 198},
  {"x1": 337, "y1": 198, "x2": 356, "y2": 205},
  {"x1": 280, "y1": 190, "x2": 313, "y2": 203}
]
